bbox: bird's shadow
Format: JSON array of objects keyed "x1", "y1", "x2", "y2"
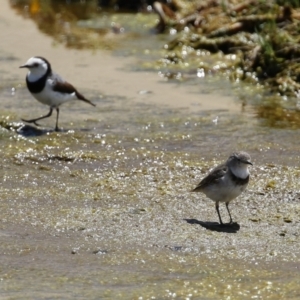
[
  {"x1": 184, "y1": 218, "x2": 240, "y2": 233},
  {"x1": 17, "y1": 124, "x2": 52, "y2": 137},
  {"x1": 16, "y1": 124, "x2": 93, "y2": 137}
]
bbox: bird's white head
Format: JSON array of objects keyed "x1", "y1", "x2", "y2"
[
  {"x1": 227, "y1": 151, "x2": 252, "y2": 179},
  {"x1": 20, "y1": 56, "x2": 51, "y2": 82}
]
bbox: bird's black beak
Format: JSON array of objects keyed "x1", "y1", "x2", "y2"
[
  {"x1": 239, "y1": 158, "x2": 253, "y2": 166},
  {"x1": 19, "y1": 64, "x2": 28, "y2": 68}
]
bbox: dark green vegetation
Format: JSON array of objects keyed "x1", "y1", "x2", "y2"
[
  {"x1": 155, "y1": 1, "x2": 300, "y2": 96},
  {"x1": 152, "y1": 0, "x2": 300, "y2": 127}
]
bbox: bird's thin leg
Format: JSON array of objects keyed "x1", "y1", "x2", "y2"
[
  {"x1": 22, "y1": 108, "x2": 53, "y2": 127},
  {"x1": 225, "y1": 202, "x2": 233, "y2": 224},
  {"x1": 55, "y1": 108, "x2": 60, "y2": 132},
  {"x1": 215, "y1": 201, "x2": 223, "y2": 225}
]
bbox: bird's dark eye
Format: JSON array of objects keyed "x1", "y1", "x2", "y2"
[{"x1": 33, "y1": 63, "x2": 39, "y2": 67}]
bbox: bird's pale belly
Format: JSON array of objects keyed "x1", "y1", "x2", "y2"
[
  {"x1": 32, "y1": 88, "x2": 76, "y2": 108},
  {"x1": 202, "y1": 181, "x2": 247, "y2": 203}
]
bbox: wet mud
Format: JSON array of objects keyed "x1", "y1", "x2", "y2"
[{"x1": 0, "y1": 1, "x2": 300, "y2": 299}]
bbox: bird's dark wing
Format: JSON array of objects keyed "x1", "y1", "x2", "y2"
[
  {"x1": 52, "y1": 80, "x2": 75, "y2": 93},
  {"x1": 192, "y1": 163, "x2": 227, "y2": 192},
  {"x1": 52, "y1": 76, "x2": 96, "y2": 107}
]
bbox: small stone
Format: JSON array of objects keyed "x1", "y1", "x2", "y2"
[
  {"x1": 93, "y1": 249, "x2": 108, "y2": 255},
  {"x1": 249, "y1": 218, "x2": 260, "y2": 222}
]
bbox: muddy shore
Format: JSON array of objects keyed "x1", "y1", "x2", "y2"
[{"x1": 0, "y1": 1, "x2": 300, "y2": 299}]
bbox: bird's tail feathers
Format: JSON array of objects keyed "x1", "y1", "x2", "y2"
[{"x1": 76, "y1": 91, "x2": 96, "y2": 107}]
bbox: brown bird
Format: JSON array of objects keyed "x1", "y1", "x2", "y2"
[{"x1": 192, "y1": 152, "x2": 252, "y2": 225}]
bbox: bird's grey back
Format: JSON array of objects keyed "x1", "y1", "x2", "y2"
[{"x1": 192, "y1": 162, "x2": 227, "y2": 192}]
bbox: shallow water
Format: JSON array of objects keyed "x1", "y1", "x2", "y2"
[{"x1": 1, "y1": 1, "x2": 300, "y2": 299}]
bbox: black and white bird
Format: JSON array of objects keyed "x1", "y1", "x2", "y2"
[
  {"x1": 192, "y1": 152, "x2": 252, "y2": 225},
  {"x1": 20, "y1": 56, "x2": 95, "y2": 131}
]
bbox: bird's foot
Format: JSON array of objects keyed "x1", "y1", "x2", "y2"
[{"x1": 21, "y1": 118, "x2": 41, "y2": 127}]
